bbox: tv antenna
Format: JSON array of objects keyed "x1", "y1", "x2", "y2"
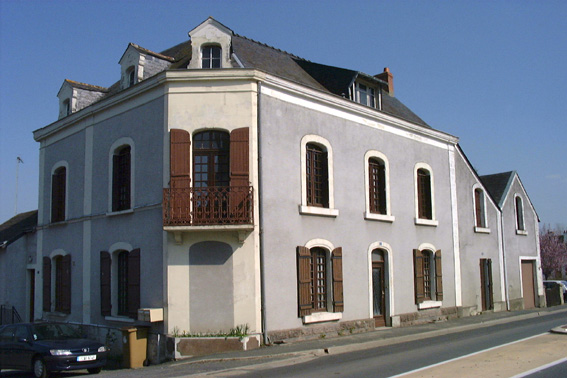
[{"x1": 15, "y1": 156, "x2": 23, "y2": 215}]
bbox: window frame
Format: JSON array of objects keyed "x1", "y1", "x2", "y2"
[
  {"x1": 352, "y1": 81, "x2": 378, "y2": 108},
  {"x1": 414, "y1": 163, "x2": 438, "y2": 226},
  {"x1": 50, "y1": 162, "x2": 68, "y2": 223},
  {"x1": 473, "y1": 185, "x2": 491, "y2": 233},
  {"x1": 108, "y1": 138, "x2": 135, "y2": 215},
  {"x1": 201, "y1": 45, "x2": 222, "y2": 69},
  {"x1": 299, "y1": 135, "x2": 338, "y2": 217},
  {"x1": 101, "y1": 243, "x2": 141, "y2": 321},
  {"x1": 414, "y1": 246, "x2": 443, "y2": 309},
  {"x1": 515, "y1": 194, "x2": 527, "y2": 235},
  {"x1": 297, "y1": 240, "x2": 343, "y2": 324},
  {"x1": 43, "y1": 251, "x2": 71, "y2": 314},
  {"x1": 364, "y1": 151, "x2": 394, "y2": 222}
]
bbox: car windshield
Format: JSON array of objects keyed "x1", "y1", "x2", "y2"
[{"x1": 31, "y1": 324, "x2": 81, "y2": 341}]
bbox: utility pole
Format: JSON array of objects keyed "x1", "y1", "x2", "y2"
[{"x1": 15, "y1": 156, "x2": 23, "y2": 215}]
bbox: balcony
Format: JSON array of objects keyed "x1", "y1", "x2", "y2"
[{"x1": 163, "y1": 186, "x2": 253, "y2": 228}]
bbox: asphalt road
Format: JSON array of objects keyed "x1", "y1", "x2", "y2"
[
  {"x1": 2, "y1": 310, "x2": 567, "y2": 378},
  {"x1": 200, "y1": 311, "x2": 567, "y2": 378}
]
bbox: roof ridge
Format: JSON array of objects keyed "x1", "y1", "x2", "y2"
[
  {"x1": 64, "y1": 79, "x2": 109, "y2": 92},
  {"x1": 233, "y1": 33, "x2": 305, "y2": 61},
  {"x1": 129, "y1": 42, "x2": 175, "y2": 62}
]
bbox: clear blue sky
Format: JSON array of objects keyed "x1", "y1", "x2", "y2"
[{"x1": 1, "y1": 0, "x2": 565, "y2": 228}]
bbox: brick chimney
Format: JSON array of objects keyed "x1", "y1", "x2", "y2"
[{"x1": 375, "y1": 67, "x2": 394, "y2": 96}]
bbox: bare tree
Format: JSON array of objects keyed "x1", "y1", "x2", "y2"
[{"x1": 540, "y1": 225, "x2": 567, "y2": 279}]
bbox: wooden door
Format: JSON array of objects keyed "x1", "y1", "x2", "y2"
[
  {"x1": 480, "y1": 259, "x2": 493, "y2": 311},
  {"x1": 521, "y1": 260, "x2": 536, "y2": 309},
  {"x1": 372, "y1": 260, "x2": 386, "y2": 327}
]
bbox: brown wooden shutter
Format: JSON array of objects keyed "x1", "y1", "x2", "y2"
[
  {"x1": 100, "y1": 251, "x2": 111, "y2": 316},
  {"x1": 297, "y1": 246, "x2": 312, "y2": 317},
  {"x1": 230, "y1": 128, "x2": 250, "y2": 218},
  {"x1": 61, "y1": 254, "x2": 72, "y2": 313},
  {"x1": 474, "y1": 189, "x2": 482, "y2": 227},
  {"x1": 170, "y1": 129, "x2": 191, "y2": 189},
  {"x1": 43, "y1": 257, "x2": 51, "y2": 312},
  {"x1": 229, "y1": 128, "x2": 249, "y2": 186},
  {"x1": 413, "y1": 249, "x2": 425, "y2": 304},
  {"x1": 435, "y1": 250, "x2": 443, "y2": 301},
  {"x1": 127, "y1": 248, "x2": 141, "y2": 319},
  {"x1": 487, "y1": 258, "x2": 493, "y2": 308},
  {"x1": 332, "y1": 247, "x2": 344, "y2": 313}
]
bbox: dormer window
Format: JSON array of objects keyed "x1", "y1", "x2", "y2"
[
  {"x1": 127, "y1": 67, "x2": 136, "y2": 87},
  {"x1": 63, "y1": 99, "x2": 71, "y2": 116},
  {"x1": 356, "y1": 83, "x2": 376, "y2": 107},
  {"x1": 202, "y1": 45, "x2": 221, "y2": 68}
]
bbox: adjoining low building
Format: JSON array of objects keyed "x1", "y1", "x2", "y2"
[{"x1": 1, "y1": 17, "x2": 542, "y2": 352}]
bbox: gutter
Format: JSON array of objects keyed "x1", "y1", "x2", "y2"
[{"x1": 257, "y1": 81, "x2": 269, "y2": 345}]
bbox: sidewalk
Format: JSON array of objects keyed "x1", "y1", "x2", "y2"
[{"x1": 174, "y1": 305, "x2": 567, "y2": 366}]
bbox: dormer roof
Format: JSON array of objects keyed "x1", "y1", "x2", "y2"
[
  {"x1": 118, "y1": 43, "x2": 175, "y2": 65},
  {"x1": 57, "y1": 79, "x2": 108, "y2": 98},
  {"x1": 188, "y1": 16, "x2": 233, "y2": 38}
]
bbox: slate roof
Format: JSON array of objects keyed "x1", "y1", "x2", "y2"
[
  {"x1": 55, "y1": 19, "x2": 431, "y2": 129},
  {"x1": 480, "y1": 171, "x2": 515, "y2": 207},
  {"x1": 0, "y1": 210, "x2": 38, "y2": 248}
]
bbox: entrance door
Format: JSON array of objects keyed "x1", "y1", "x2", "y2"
[
  {"x1": 371, "y1": 249, "x2": 386, "y2": 327},
  {"x1": 480, "y1": 259, "x2": 493, "y2": 311},
  {"x1": 29, "y1": 270, "x2": 35, "y2": 322},
  {"x1": 521, "y1": 260, "x2": 536, "y2": 309}
]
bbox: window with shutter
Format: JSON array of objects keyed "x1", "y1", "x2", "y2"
[
  {"x1": 117, "y1": 251, "x2": 129, "y2": 316},
  {"x1": 51, "y1": 167, "x2": 66, "y2": 222},
  {"x1": 43, "y1": 257, "x2": 51, "y2": 312},
  {"x1": 414, "y1": 249, "x2": 442, "y2": 306},
  {"x1": 100, "y1": 251, "x2": 111, "y2": 316}
]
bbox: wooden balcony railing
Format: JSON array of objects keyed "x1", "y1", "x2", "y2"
[{"x1": 163, "y1": 186, "x2": 253, "y2": 226}]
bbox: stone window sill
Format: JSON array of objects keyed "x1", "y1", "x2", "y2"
[
  {"x1": 303, "y1": 311, "x2": 342, "y2": 324},
  {"x1": 299, "y1": 205, "x2": 339, "y2": 218}
]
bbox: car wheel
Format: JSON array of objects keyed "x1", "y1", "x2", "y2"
[
  {"x1": 87, "y1": 367, "x2": 102, "y2": 374},
  {"x1": 33, "y1": 357, "x2": 48, "y2": 378}
]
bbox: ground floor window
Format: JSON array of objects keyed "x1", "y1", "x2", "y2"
[
  {"x1": 413, "y1": 249, "x2": 443, "y2": 304},
  {"x1": 297, "y1": 246, "x2": 343, "y2": 316}
]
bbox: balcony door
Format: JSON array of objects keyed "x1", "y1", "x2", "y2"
[{"x1": 193, "y1": 131, "x2": 230, "y2": 222}]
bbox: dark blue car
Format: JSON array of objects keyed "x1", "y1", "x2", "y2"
[{"x1": 0, "y1": 322, "x2": 108, "y2": 378}]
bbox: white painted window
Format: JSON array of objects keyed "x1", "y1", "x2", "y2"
[{"x1": 299, "y1": 135, "x2": 338, "y2": 217}]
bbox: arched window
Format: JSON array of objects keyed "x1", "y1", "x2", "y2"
[
  {"x1": 417, "y1": 168, "x2": 432, "y2": 220},
  {"x1": 127, "y1": 66, "x2": 136, "y2": 87},
  {"x1": 112, "y1": 145, "x2": 131, "y2": 212},
  {"x1": 515, "y1": 195, "x2": 525, "y2": 231},
  {"x1": 413, "y1": 248, "x2": 442, "y2": 305},
  {"x1": 202, "y1": 45, "x2": 221, "y2": 69},
  {"x1": 297, "y1": 244, "x2": 343, "y2": 317},
  {"x1": 51, "y1": 166, "x2": 66, "y2": 223},
  {"x1": 306, "y1": 143, "x2": 329, "y2": 208},
  {"x1": 474, "y1": 187, "x2": 486, "y2": 228},
  {"x1": 43, "y1": 253, "x2": 71, "y2": 314},
  {"x1": 369, "y1": 157, "x2": 386, "y2": 214},
  {"x1": 100, "y1": 247, "x2": 140, "y2": 319}
]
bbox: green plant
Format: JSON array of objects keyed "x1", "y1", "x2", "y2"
[{"x1": 171, "y1": 324, "x2": 250, "y2": 340}]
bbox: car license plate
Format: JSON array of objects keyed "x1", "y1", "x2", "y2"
[{"x1": 77, "y1": 355, "x2": 96, "y2": 362}]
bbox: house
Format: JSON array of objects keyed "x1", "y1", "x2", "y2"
[{"x1": 2, "y1": 17, "x2": 543, "y2": 351}]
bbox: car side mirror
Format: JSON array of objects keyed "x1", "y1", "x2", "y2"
[{"x1": 17, "y1": 337, "x2": 30, "y2": 343}]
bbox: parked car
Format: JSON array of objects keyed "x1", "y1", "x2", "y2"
[
  {"x1": 0, "y1": 322, "x2": 108, "y2": 378},
  {"x1": 543, "y1": 280, "x2": 567, "y2": 301}
]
